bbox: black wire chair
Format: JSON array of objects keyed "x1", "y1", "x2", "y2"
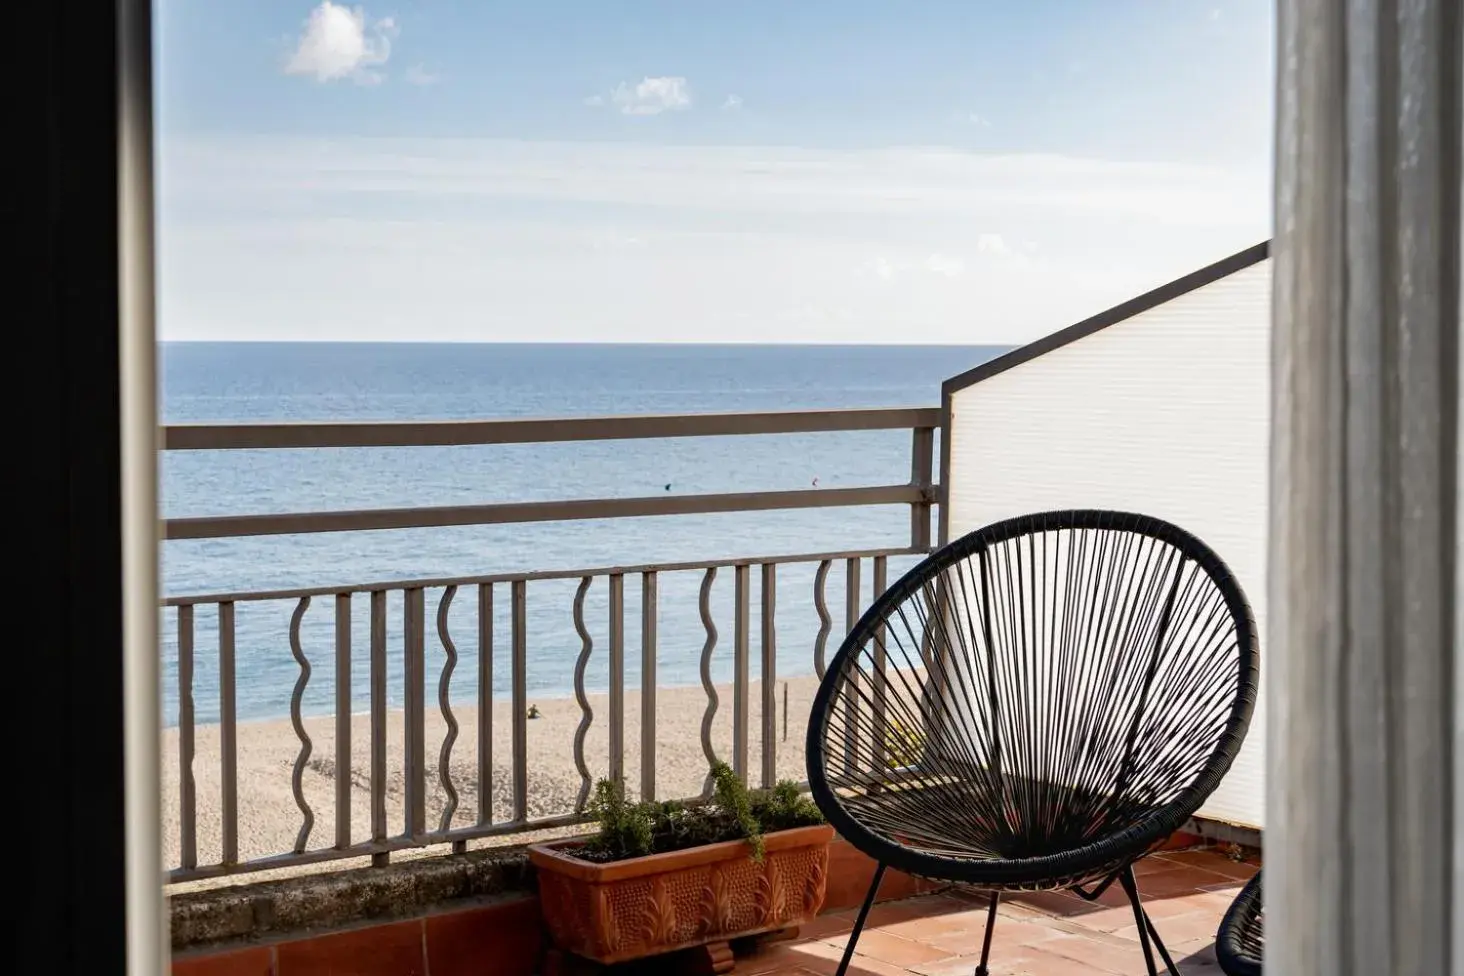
[
  {"x1": 806, "y1": 511, "x2": 1258, "y2": 976},
  {"x1": 1215, "y1": 870, "x2": 1263, "y2": 975}
]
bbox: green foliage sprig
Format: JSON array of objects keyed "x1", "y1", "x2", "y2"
[{"x1": 576, "y1": 761, "x2": 824, "y2": 864}]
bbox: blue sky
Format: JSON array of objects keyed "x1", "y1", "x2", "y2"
[{"x1": 156, "y1": 0, "x2": 1275, "y2": 343}]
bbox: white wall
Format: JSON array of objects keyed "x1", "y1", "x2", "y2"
[{"x1": 944, "y1": 258, "x2": 1271, "y2": 828}]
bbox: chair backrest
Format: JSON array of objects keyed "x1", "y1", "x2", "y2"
[{"x1": 807, "y1": 510, "x2": 1258, "y2": 870}]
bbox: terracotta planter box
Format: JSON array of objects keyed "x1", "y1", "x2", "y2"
[{"x1": 530, "y1": 824, "x2": 834, "y2": 968}]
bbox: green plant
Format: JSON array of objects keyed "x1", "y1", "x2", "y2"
[
  {"x1": 883, "y1": 716, "x2": 926, "y2": 768},
  {"x1": 584, "y1": 777, "x2": 656, "y2": 860},
  {"x1": 576, "y1": 761, "x2": 824, "y2": 864}
]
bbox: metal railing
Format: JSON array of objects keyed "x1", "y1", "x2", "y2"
[
  {"x1": 162, "y1": 408, "x2": 938, "y2": 545},
  {"x1": 161, "y1": 407, "x2": 940, "y2": 882}
]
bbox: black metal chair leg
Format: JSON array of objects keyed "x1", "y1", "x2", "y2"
[
  {"x1": 835, "y1": 862, "x2": 886, "y2": 976},
  {"x1": 1120, "y1": 866, "x2": 1180, "y2": 976},
  {"x1": 974, "y1": 891, "x2": 1000, "y2": 976},
  {"x1": 1142, "y1": 902, "x2": 1181, "y2": 974}
]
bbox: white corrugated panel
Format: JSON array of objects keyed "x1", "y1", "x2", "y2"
[{"x1": 944, "y1": 258, "x2": 1271, "y2": 829}]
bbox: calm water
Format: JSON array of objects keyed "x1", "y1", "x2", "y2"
[{"x1": 161, "y1": 343, "x2": 1003, "y2": 724}]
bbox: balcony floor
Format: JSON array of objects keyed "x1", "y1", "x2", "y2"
[{"x1": 731, "y1": 847, "x2": 1258, "y2": 976}]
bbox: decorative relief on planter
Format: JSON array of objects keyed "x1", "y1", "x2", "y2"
[{"x1": 530, "y1": 824, "x2": 834, "y2": 966}]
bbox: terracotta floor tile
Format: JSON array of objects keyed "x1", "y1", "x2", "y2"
[
  {"x1": 738, "y1": 944, "x2": 830, "y2": 975},
  {"x1": 1061, "y1": 904, "x2": 1141, "y2": 933},
  {"x1": 1175, "y1": 959, "x2": 1226, "y2": 976},
  {"x1": 1114, "y1": 909, "x2": 1223, "y2": 947},
  {"x1": 1037, "y1": 931, "x2": 1160, "y2": 975},
  {"x1": 1137, "y1": 866, "x2": 1237, "y2": 899},
  {"x1": 840, "y1": 958, "x2": 918, "y2": 976},
  {"x1": 856, "y1": 895, "x2": 967, "y2": 929},
  {"x1": 1132, "y1": 855, "x2": 1188, "y2": 877},
  {"x1": 915, "y1": 915, "x2": 1067, "y2": 957},
  {"x1": 1001, "y1": 890, "x2": 1100, "y2": 918},
  {"x1": 1159, "y1": 850, "x2": 1261, "y2": 881},
  {"x1": 1145, "y1": 890, "x2": 1236, "y2": 920},
  {"x1": 869, "y1": 900, "x2": 999, "y2": 940},
  {"x1": 776, "y1": 939, "x2": 911, "y2": 976},
  {"x1": 802, "y1": 913, "x2": 857, "y2": 940},
  {"x1": 828, "y1": 930, "x2": 954, "y2": 967},
  {"x1": 1173, "y1": 938, "x2": 1220, "y2": 964},
  {"x1": 992, "y1": 945, "x2": 1134, "y2": 976},
  {"x1": 1041, "y1": 917, "x2": 1140, "y2": 949},
  {"x1": 993, "y1": 900, "x2": 1056, "y2": 923},
  {"x1": 908, "y1": 953, "x2": 1001, "y2": 976}
]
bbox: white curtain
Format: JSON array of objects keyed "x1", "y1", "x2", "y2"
[{"x1": 1269, "y1": 0, "x2": 1461, "y2": 972}]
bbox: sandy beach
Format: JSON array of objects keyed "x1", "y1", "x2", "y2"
[{"x1": 162, "y1": 674, "x2": 823, "y2": 889}]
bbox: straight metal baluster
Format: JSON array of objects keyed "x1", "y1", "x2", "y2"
[
  {"x1": 369, "y1": 590, "x2": 388, "y2": 865},
  {"x1": 177, "y1": 605, "x2": 196, "y2": 871},
  {"x1": 641, "y1": 572, "x2": 658, "y2": 802},
  {"x1": 404, "y1": 588, "x2": 426, "y2": 839},
  {"x1": 477, "y1": 583, "x2": 493, "y2": 826},
  {"x1": 608, "y1": 574, "x2": 625, "y2": 788},
  {"x1": 334, "y1": 593, "x2": 352, "y2": 849},
  {"x1": 844, "y1": 558, "x2": 862, "y2": 775},
  {"x1": 512, "y1": 581, "x2": 528, "y2": 822},
  {"x1": 872, "y1": 557, "x2": 888, "y2": 773},
  {"x1": 218, "y1": 602, "x2": 238, "y2": 866},
  {"x1": 760, "y1": 564, "x2": 778, "y2": 789},
  {"x1": 733, "y1": 564, "x2": 750, "y2": 782},
  {"x1": 910, "y1": 426, "x2": 935, "y2": 549}
]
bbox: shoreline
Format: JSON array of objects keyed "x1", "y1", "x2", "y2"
[
  {"x1": 163, "y1": 674, "x2": 824, "y2": 885},
  {"x1": 164, "y1": 666, "x2": 825, "y2": 732}
]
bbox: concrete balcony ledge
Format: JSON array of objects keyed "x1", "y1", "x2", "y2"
[{"x1": 171, "y1": 845, "x2": 535, "y2": 951}]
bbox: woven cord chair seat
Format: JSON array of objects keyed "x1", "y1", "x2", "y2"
[
  {"x1": 1216, "y1": 871, "x2": 1263, "y2": 975},
  {"x1": 805, "y1": 511, "x2": 1258, "y2": 976}
]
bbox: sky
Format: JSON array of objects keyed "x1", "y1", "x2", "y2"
[{"x1": 155, "y1": 0, "x2": 1275, "y2": 344}]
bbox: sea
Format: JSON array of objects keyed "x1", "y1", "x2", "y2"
[{"x1": 161, "y1": 343, "x2": 1004, "y2": 725}]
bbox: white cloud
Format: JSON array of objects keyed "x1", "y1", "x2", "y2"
[
  {"x1": 285, "y1": 2, "x2": 395, "y2": 84},
  {"x1": 404, "y1": 64, "x2": 439, "y2": 86},
  {"x1": 867, "y1": 256, "x2": 896, "y2": 281},
  {"x1": 605, "y1": 76, "x2": 692, "y2": 115},
  {"x1": 967, "y1": 113, "x2": 991, "y2": 127},
  {"x1": 159, "y1": 136, "x2": 1270, "y2": 344},
  {"x1": 925, "y1": 253, "x2": 965, "y2": 277},
  {"x1": 722, "y1": 94, "x2": 744, "y2": 111},
  {"x1": 976, "y1": 233, "x2": 1011, "y2": 255},
  {"x1": 583, "y1": 94, "x2": 605, "y2": 107}
]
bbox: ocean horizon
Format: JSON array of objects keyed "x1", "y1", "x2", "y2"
[{"x1": 161, "y1": 342, "x2": 1005, "y2": 726}]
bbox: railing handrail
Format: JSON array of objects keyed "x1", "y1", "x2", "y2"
[
  {"x1": 163, "y1": 406, "x2": 941, "y2": 451},
  {"x1": 163, "y1": 484, "x2": 931, "y2": 541},
  {"x1": 163, "y1": 544, "x2": 926, "y2": 606},
  {"x1": 161, "y1": 406, "x2": 942, "y2": 543}
]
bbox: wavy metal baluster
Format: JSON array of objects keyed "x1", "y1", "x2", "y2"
[
  {"x1": 177, "y1": 605, "x2": 196, "y2": 870},
  {"x1": 813, "y1": 560, "x2": 833, "y2": 680},
  {"x1": 698, "y1": 567, "x2": 721, "y2": 796},
  {"x1": 571, "y1": 577, "x2": 595, "y2": 811},
  {"x1": 288, "y1": 597, "x2": 315, "y2": 853},
  {"x1": 436, "y1": 586, "x2": 461, "y2": 834}
]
